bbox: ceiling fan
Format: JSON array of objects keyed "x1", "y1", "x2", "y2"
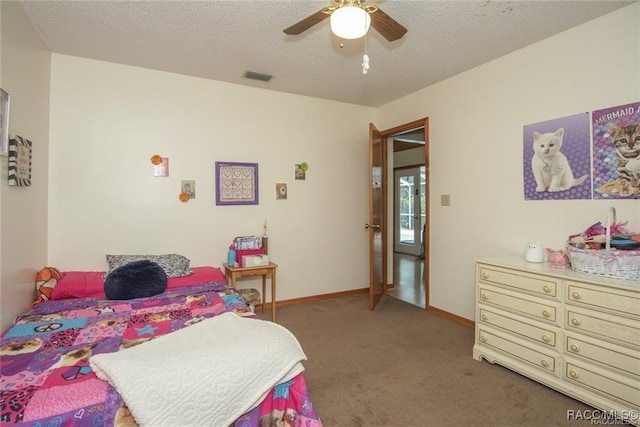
[{"x1": 283, "y1": 0, "x2": 407, "y2": 42}]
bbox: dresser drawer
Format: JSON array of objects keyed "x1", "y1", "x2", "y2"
[
  {"x1": 565, "y1": 361, "x2": 640, "y2": 409},
  {"x1": 478, "y1": 265, "x2": 559, "y2": 299},
  {"x1": 479, "y1": 308, "x2": 557, "y2": 347},
  {"x1": 567, "y1": 308, "x2": 640, "y2": 349},
  {"x1": 479, "y1": 286, "x2": 558, "y2": 324},
  {"x1": 567, "y1": 281, "x2": 640, "y2": 319},
  {"x1": 566, "y1": 334, "x2": 640, "y2": 378},
  {"x1": 478, "y1": 328, "x2": 557, "y2": 374}
]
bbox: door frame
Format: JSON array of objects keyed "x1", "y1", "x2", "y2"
[{"x1": 380, "y1": 118, "x2": 430, "y2": 309}]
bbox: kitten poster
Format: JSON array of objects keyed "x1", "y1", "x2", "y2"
[
  {"x1": 523, "y1": 112, "x2": 592, "y2": 200},
  {"x1": 592, "y1": 102, "x2": 640, "y2": 199}
]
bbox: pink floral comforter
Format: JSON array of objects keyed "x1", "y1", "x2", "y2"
[{"x1": 0, "y1": 282, "x2": 322, "y2": 426}]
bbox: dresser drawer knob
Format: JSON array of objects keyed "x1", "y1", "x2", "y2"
[
  {"x1": 543, "y1": 285, "x2": 551, "y2": 293},
  {"x1": 481, "y1": 314, "x2": 488, "y2": 321},
  {"x1": 482, "y1": 272, "x2": 489, "y2": 279},
  {"x1": 481, "y1": 293, "x2": 488, "y2": 301},
  {"x1": 542, "y1": 335, "x2": 550, "y2": 342},
  {"x1": 542, "y1": 310, "x2": 550, "y2": 318},
  {"x1": 571, "y1": 318, "x2": 581, "y2": 326},
  {"x1": 571, "y1": 291, "x2": 581, "y2": 300},
  {"x1": 480, "y1": 335, "x2": 487, "y2": 342},
  {"x1": 569, "y1": 370, "x2": 579, "y2": 379},
  {"x1": 541, "y1": 360, "x2": 549, "y2": 367},
  {"x1": 570, "y1": 344, "x2": 580, "y2": 353}
]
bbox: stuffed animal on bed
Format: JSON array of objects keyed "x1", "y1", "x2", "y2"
[{"x1": 32, "y1": 266, "x2": 62, "y2": 307}]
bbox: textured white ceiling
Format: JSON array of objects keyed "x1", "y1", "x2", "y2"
[{"x1": 19, "y1": 0, "x2": 636, "y2": 107}]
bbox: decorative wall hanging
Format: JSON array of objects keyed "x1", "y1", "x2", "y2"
[
  {"x1": 8, "y1": 135, "x2": 32, "y2": 186},
  {"x1": 592, "y1": 102, "x2": 640, "y2": 199},
  {"x1": 523, "y1": 112, "x2": 591, "y2": 200},
  {"x1": 295, "y1": 162, "x2": 308, "y2": 180},
  {"x1": 153, "y1": 157, "x2": 169, "y2": 177},
  {"x1": 276, "y1": 183, "x2": 287, "y2": 200},
  {"x1": 181, "y1": 180, "x2": 196, "y2": 200},
  {"x1": 215, "y1": 161, "x2": 259, "y2": 206},
  {"x1": 0, "y1": 89, "x2": 10, "y2": 156}
]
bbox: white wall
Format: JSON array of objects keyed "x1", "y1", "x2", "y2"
[
  {"x1": 0, "y1": 2, "x2": 51, "y2": 331},
  {"x1": 48, "y1": 55, "x2": 375, "y2": 305},
  {"x1": 376, "y1": 3, "x2": 640, "y2": 320}
]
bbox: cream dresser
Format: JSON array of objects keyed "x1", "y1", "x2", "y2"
[{"x1": 473, "y1": 256, "x2": 639, "y2": 425}]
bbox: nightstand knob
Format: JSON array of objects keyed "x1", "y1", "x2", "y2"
[
  {"x1": 569, "y1": 370, "x2": 579, "y2": 379},
  {"x1": 480, "y1": 335, "x2": 487, "y2": 342},
  {"x1": 571, "y1": 318, "x2": 581, "y2": 326},
  {"x1": 542, "y1": 335, "x2": 550, "y2": 342},
  {"x1": 481, "y1": 314, "x2": 488, "y2": 321},
  {"x1": 542, "y1": 310, "x2": 550, "y2": 318},
  {"x1": 572, "y1": 291, "x2": 581, "y2": 300},
  {"x1": 481, "y1": 293, "x2": 488, "y2": 301},
  {"x1": 541, "y1": 360, "x2": 549, "y2": 367},
  {"x1": 570, "y1": 344, "x2": 580, "y2": 352},
  {"x1": 543, "y1": 285, "x2": 551, "y2": 293},
  {"x1": 481, "y1": 272, "x2": 489, "y2": 279}
]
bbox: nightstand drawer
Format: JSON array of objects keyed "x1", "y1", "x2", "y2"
[
  {"x1": 566, "y1": 334, "x2": 640, "y2": 378},
  {"x1": 479, "y1": 266, "x2": 558, "y2": 298},
  {"x1": 239, "y1": 268, "x2": 271, "y2": 277},
  {"x1": 479, "y1": 308, "x2": 557, "y2": 347},
  {"x1": 478, "y1": 328, "x2": 557, "y2": 374},
  {"x1": 479, "y1": 287, "x2": 557, "y2": 324},
  {"x1": 565, "y1": 361, "x2": 640, "y2": 409},
  {"x1": 566, "y1": 309, "x2": 640, "y2": 348},
  {"x1": 567, "y1": 281, "x2": 640, "y2": 318}
]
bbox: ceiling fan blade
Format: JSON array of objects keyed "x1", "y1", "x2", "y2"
[
  {"x1": 283, "y1": 9, "x2": 330, "y2": 35},
  {"x1": 370, "y1": 7, "x2": 407, "y2": 42}
]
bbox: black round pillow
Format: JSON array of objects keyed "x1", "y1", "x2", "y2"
[{"x1": 104, "y1": 259, "x2": 168, "y2": 300}]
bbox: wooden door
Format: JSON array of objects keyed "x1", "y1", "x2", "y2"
[{"x1": 368, "y1": 123, "x2": 386, "y2": 310}]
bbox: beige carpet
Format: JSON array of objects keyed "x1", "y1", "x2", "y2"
[{"x1": 259, "y1": 294, "x2": 597, "y2": 427}]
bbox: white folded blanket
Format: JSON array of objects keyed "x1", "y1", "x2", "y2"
[{"x1": 90, "y1": 312, "x2": 306, "y2": 426}]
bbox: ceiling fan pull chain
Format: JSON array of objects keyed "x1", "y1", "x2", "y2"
[
  {"x1": 362, "y1": 54, "x2": 370, "y2": 74},
  {"x1": 362, "y1": 32, "x2": 370, "y2": 74}
]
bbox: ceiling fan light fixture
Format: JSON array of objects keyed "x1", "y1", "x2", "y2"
[{"x1": 330, "y1": 6, "x2": 371, "y2": 39}]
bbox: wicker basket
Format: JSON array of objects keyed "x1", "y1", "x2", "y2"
[{"x1": 566, "y1": 207, "x2": 640, "y2": 281}]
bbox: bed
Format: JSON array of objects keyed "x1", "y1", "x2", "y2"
[{"x1": 0, "y1": 264, "x2": 323, "y2": 426}]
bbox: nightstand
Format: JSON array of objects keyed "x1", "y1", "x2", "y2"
[{"x1": 223, "y1": 262, "x2": 278, "y2": 322}]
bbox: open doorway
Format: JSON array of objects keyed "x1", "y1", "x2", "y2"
[{"x1": 388, "y1": 126, "x2": 427, "y2": 309}]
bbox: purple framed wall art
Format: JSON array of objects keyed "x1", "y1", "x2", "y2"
[{"x1": 215, "y1": 161, "x2": 259, "y2": 206}]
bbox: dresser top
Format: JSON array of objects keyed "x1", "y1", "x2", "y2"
[{"x1": 476, "y1": 255, "x2": 640, "y2": 291}]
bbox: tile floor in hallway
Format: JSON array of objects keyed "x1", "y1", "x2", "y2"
[{"x1": 389, "y1": 252, "x2": 425, "y2": 308}]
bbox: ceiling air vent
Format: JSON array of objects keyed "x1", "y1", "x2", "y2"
[{"x1": 243, "y1": 71, "x2": 273, "y2": 82}]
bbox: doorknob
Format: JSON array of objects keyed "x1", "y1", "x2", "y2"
[{"x1": 364, "y1": 223, "x2": 381, "y2": 230}]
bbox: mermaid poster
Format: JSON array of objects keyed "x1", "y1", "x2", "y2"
[
  {"x1": 523, "y1": 112, "x2": 592, "y2": 200},
  {"x1": 592, "y1": 102, "x2": 640, "y2": 199}
]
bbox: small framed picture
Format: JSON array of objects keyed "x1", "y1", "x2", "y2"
[
  {"x1": 153, "y1": 157, "x2": 169, "y2": 177},
  {"x1": 8, "y1": 135, "x2": 32, "y2": 186},
  {"x1": 181, "y1": 179, "x2": 196, "y2": 199},
  {"x1": 276, "y1": 183, "x2": 287, "y2": 200},
  {"x1": 295, "y1": 164, "x2": 306, "y2": 180},
  {"x1": 0, "y1": 89, "x2": 10, "y2": 156}
]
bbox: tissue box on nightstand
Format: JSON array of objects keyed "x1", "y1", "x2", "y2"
[{"x1": 242, "y1": 254, "x2": 269, "y2": 267}]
